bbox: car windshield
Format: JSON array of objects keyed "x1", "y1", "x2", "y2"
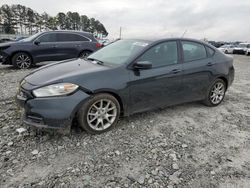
[
  {"x1": 19, "y1": 32, "x2": 41, "y2": 42},
  {"x1": 87, "y1": 39, "x2": 149, "y2": 66}
]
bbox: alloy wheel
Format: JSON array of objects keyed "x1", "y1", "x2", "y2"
[
  {"x1": 16, "y1": 54, "x2": 31, "y2": 69},
  {"x1": 210, "y1": 82, "x2": 225, "y2": 104},
  {"x1": 87, "y1": 99, "x2": 117, "y2": 131}
]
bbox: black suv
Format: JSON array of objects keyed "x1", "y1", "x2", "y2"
[{"x1": 0, "y1": 31, "x2": 102, "y2": 69}]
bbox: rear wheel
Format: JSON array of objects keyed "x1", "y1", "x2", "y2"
[
  {"x1": 77, "y1": 93, "x2": 120, "y2": 134},
  {"x1": 225, "y1": 50, "x2": 228, "y2": 54},
  {"x1": 203, "y1": 79, "x2": 226, "y2": 107},
  {"x1": 12, "y1": 52, "x2": 32, "y2": 69}
]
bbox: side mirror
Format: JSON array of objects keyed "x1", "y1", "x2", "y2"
[
  {"x1": 34, "y1": 40, "x2": 40, "y2": 45},
  {"x1": 133, "y1": 61, "x2": 152, "y2": 70}
]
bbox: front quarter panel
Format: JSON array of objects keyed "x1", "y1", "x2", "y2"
[
  {"x1": 64, "y1": 65, "x2": 130, "y2": 115},
  {"x1": 3, "y1": 42, "x2": 34, "y2": 62}
]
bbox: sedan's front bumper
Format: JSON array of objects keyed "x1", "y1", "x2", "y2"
[
  {"x1": 0, "y1": 52, "x2": 10, "y2": 64},
  {"x1": 16, "y1": 89, "x2": 90, "y2": 129}
]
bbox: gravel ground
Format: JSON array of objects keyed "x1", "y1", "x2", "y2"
[{"x1": 0, "y1": 55, "x2": 250, "y2": 188}]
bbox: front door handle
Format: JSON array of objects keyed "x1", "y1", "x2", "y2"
[
  {"x1": 171, "y1": 69, "x2": 182, "y2": 74},
  {"x1": 53, "y1": 45, "x2": 58, "y2": 48},
  {"x1": 207, "y1": 62, "x2": 215, "y2": 66}
]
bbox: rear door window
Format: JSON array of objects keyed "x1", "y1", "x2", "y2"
[
  {"x1": 181, "y1": 41, "x2": 207, "y2": 62},
  {"x1": 206, "y1": 46, "x2": 215, "y2": 57}
]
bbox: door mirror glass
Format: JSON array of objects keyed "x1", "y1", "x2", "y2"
[{"x1": 133, "y1": 61, "x2": 152, "y2": 69}]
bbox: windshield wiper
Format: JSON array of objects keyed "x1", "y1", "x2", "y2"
[{"x1": 87, "y1": 58, "x2": 104, "y2": 65}]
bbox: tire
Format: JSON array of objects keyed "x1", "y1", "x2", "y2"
[
  {"x1": 203, "y1": 79, "x2": 226, "y2": 107},
  {"x1": 77, "y1": 93, "x2": 120, "y2": 134},
  {"x1": 225, "y1": 50, "x2": 228, "y2": 54},
  {"x1": 12, "y1": 52, "x2": 32, "y2": 69},
  {"x1": 79, "y1": 50, "x2": 92, "y2": 59}
]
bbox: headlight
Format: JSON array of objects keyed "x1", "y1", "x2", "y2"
[{"x1": 33, "y1": 83, "x2": 79, "y2": 97}]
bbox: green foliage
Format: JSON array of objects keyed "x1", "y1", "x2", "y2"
[{"x1": 0, "y1": 4, "x2": 108, "y2": 37}]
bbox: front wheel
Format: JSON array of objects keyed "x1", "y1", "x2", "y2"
[
  {"x1": 77, "y1": 93, "x2": 120, "y2": 134},
  {"x1": 203, "y1": 79, "x2": 226, "y2": 107},
  {"x1": 12, "y1": 52, "x2": 32, "y2": 69}
]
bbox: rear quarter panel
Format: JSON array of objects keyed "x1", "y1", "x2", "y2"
[{"x1": 212, "y1": 51, "x2": 234, "y2": 87}]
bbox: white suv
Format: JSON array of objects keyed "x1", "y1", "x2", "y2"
[
  {"x1": 243, "y1": 43, "x2": 250, "y2": 55},
  {"x1": 246, "y1": 48, "x2": 250, "y2": 56},
  {"x1": 218, "y1": 44, "x2": 235, "y2": 54},
  {"x1": 234, "y1": 43, "x2": 250, "y2": 55}
]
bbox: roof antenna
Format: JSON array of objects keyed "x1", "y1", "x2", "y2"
[{"x1": 181, "y1": 30, "x2": 187, "y2": 38}]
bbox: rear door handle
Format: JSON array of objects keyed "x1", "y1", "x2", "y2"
[
  {"x1": 207, "y1": 62, "x2": 215, "y2": 66},
  {"x1": 53, "y1": 45, "x2": 58, "y2": 48},
  {"x1": 171, "y1": 69, "x2": 182, "y2": 74}
]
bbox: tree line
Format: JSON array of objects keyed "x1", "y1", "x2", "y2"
[{"x1": 0, "y1": 4, "x2": 108, "y2": 37}]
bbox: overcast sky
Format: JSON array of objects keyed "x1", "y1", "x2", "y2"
[{"x1": 1, "y1": 0, "x2": 250, "y2": 41}]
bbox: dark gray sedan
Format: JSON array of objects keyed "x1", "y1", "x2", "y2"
[{"x1": 16, "y1": 38, "x2": 234, "y2": 134}]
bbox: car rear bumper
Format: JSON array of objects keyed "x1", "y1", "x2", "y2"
[{"x1": 16, "y1": 89, "x2": 90, "y2": 129}]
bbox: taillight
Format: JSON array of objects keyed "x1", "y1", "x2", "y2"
[{"x1": 96, "y1": 43, "x2": 103, "y2": 48}]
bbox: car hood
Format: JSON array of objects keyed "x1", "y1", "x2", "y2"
[
  {"x1": 0, "y1": 41, "x2": 30, "y2": 47},
  {"x1": 24, "y1": 58, "x2": 110, "y2": 87},
  {"x1": 0, "y1": 42, "x2": 14, "y2": 47}
]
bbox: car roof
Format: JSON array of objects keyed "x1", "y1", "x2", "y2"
[
  {"x1": 40, "y1": 30, "x2": 93, "y2": 36},
  {"x1": 125, "y1": 37, "x2": 208, "y2": 43},
  {"x1": 42, "y1": 30, "x2": 90, "y2": 33},
  {"x1": 122, "y1": 37, "x2": 216, "y2": 49}
]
